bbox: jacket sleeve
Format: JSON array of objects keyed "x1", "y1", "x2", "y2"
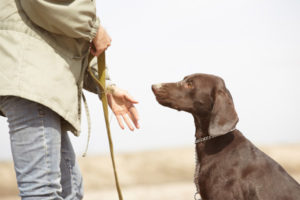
[
  {"x1": 20, "y1": 0, "x2": 99, "y2": 41},
  {"x1": 83, "y1": 57, "x2": 114, "y2": 95}
]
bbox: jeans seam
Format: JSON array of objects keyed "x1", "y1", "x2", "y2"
[
  {"x1": 69, "y1": 159, "x2": 77, "y2": 200},
  {"x1": 39, "y1": 106, "x2": 51, "y2": 191},
  {"x1": 71, "y1": 166, "x2": 78, "y2": 200},
  {"x1": 72, "y1": 168, "x2": 82, "y2": 200},
  {"x1": 62, "y1": 156, "x2": 81, "y2": 200}
]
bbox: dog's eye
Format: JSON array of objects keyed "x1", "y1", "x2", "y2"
[{"x1": 186, "y1": 80, "x2": 193, "y2": 88}]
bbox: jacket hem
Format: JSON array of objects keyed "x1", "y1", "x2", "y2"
[{"x1": 0, "y1": 90, "x2": 81, "y2": 136}]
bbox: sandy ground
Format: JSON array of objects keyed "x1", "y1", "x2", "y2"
[
  {"x1": 1, "y1": 144, "x2": 300, "y2": 200},
  {"x1": 0, "y1": 182, "x2": 195, "y2": 200}
]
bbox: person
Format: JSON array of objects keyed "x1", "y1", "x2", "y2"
[{"x1": 0, "y1": 0, "x2": 139, "y2": 199}]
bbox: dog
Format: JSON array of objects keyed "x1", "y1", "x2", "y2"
[{"x1": 152, "y1": 73, "x2": 300, "y2": 200}]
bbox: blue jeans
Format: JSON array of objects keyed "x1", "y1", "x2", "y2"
[{"x1": 0, "y1": 96, "x2": 83, "y2": 200}]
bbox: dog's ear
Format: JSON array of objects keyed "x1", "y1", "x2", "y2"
[{"x1": 208, "y1": 89, "x2": 238, "y2": 137}]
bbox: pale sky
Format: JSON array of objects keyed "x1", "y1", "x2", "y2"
[{"x1": 0, "y1": 0, "x2": 300, "y2": 160}]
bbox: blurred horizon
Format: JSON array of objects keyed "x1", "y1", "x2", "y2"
[{"x1": 0, "y1": 0, "x2": 300, "y2": 161}]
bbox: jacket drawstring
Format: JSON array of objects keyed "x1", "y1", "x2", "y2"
[{"x1": 82, "y1": 92, "x2": 91, "y2": 157}]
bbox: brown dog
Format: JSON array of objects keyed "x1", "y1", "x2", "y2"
[{"x1": 152, "y1": 73, "x2": 300, "y2": 200}]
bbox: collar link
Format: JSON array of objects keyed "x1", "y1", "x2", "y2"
[{"x1": 195, "y1": 129, "x2": 236, "y2": 144}]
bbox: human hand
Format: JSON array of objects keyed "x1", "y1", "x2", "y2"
[
  {"x1": 107, "y1": 85, "x2": 140, "y2": 131},
  {"x1": 91, "y1": 24, "x2": 111, "y2": 57}
]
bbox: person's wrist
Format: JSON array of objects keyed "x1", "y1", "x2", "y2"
[{"x1": 106, "y1": 84, "x2": 116, "y2": 94}]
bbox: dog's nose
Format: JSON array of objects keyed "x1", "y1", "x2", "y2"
[
  {"x1": 151, "y1": 84, "x2": 163, "y2": 93},
  {"x1": 151, "y1": 84, "x2": 157, "y2": 93},
  {"x1": 152, "y1": 83, "x2": 163, "y2": 89}
]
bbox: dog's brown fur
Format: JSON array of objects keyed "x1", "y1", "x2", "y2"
[{"x1": 152, "y1": 73, "x2": 300, "y2": 200}]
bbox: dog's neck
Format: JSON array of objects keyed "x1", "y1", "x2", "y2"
[
  {"x1": 193, "y1": 114, "x2": 210, "y2": 139},
  {"x1": 193, "y1": 113, "x2": 236, "y2": 154},
  {"x1": 193, "y1": 114, "x2": 211, "y2": 199}
]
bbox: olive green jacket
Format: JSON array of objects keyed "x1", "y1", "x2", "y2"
[{"x1": 0, "y1": 0, "x2": 104, "y2": 135}]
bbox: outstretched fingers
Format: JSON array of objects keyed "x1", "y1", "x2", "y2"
[
  {"x1": 116, "y1": 115, "x2": 125, "y2": 130},
  {"x1": 128, "y1": 106, "x2": 139, "y2": 129},
  {"x1": 122, "y1": 113, "x2": 134, "y2": 131},
  {"x1": 115, "y1": 112, "x2": 137, "y2": 131}
]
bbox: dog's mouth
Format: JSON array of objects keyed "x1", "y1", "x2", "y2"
[{"x1": 151, "y1": 84, "x2": 181, "y2": 111}]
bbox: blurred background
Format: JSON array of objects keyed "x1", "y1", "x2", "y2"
[{"x1": 1, "y1": 0, "x2": 300, "y2": 199}]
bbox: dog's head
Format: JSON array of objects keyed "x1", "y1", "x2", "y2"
[{"x1": 152, "y1": 73, "x2": 238, "y2": 137}]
